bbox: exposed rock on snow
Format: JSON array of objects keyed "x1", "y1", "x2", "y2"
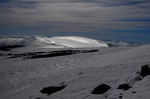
[
  {"x1": 140, "y1": 65, "x2": 150, "y2": 77},
  {"x1": 0, "y1": 45, "x2": 24, "y2": 51},
  {"x1": 7, "y1": 49, "x2": 98, "y2": 59},
  {"x1": 117, "y1": 84, "x2": 132, "y2": 91},
  {"x1": 92, "y1": 84, "x2": 111, "y2": 94},
  {"x1": 119, "y1": 95, "x2": 123, "y2": 99},
  {"x1": 132, "y1": 91, "x2": 136, "y2": 93},
  {"x1": 117, "y1": 64, "x2": 150, "y2": 92},
  {"x1": 40, "y1": 85, "x2": 66, "y2": 96}
]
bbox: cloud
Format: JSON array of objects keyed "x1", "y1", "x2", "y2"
[{"x1": 0, "y1": 0, "x2": 150, "y2": 40}]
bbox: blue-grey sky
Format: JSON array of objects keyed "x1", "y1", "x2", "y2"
[{"x1": 0, "y1": 0, "x2": 150, "y2": 43}]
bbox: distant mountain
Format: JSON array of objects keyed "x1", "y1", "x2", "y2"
[
  {"x1": 0, "y1": 36, "x2": 109, "y2": 48},
  {"x1": 103, "y1": 40, "x2": 140, "y2": 47},
  {"x1": 0, "y1": 36, "x2": 140, "y2": 49}
]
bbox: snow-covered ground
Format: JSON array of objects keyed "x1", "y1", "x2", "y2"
[{"x1": 0, "y1": 36, "x2": 150, "y2": 99}]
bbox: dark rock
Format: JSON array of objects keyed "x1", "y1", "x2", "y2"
[
  {"x1": 40, "y1": 85, "x2": 66, "y2": 96},
  {"x1": 31, "y1": 50, "x2": 98, "y2": 59},
  {"x1": 92, "y1": 84, "x2": 111, "y2": 94},
  {"x1": 78, "y1": 72, "x2": 83, "y2": 75},
  {"x1": 117, "y1": 84, "x2": 132, "y2": 91},
  {"x1": 119, "y1": 93, "x2": 123, "y2": 98},
  {"x1": 0, "y1": 45, "x2": 24, "y2": 51},
  {"x1": 140, "y1": 65, "x2": 150, "y2": 77},
  {"x1": 104, "y1": 95, "x2": 108, "y2": 98},
  {"x1": 35, "y1": 98, "x2": 42, "y2": 99},
  {"x1": 136, "y1": 71, "x2": 140, "y2": 74},
  {"x1": 8, "y1": 49, "x2": 98, "y2": 59},
  {"x1": 132, "y1": 91, "x2": 136, "y2": 93},
  {"x1": 119, "y1": 96, "x2": 122, "y2": 99},
  {"x1": 60, "y1": 81, "x2": 65, "y2": 85}
]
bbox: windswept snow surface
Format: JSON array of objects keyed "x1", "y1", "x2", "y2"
[
  {"x1": 0, "y1": 36, "x2": 108, "y2": 48},
  {"x1": 0, "y1": 43, "x2": 150, "y2": 99}
]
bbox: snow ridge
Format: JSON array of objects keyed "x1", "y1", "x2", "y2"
[{"x1": 0, "y1": 36, "x2": 109, "y2": 48}]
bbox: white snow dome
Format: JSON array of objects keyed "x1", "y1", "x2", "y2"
[{"x1": 50, "y1": 36, "x2": 109, "y2": 48}]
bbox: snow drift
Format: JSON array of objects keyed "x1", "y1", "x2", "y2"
[{"x1": 0, "y1": 36, "x2": 109, "y2": 48}]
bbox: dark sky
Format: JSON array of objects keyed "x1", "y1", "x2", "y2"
[{"x1": 0, "y1": 0, "x2": 150, "y2": 43}]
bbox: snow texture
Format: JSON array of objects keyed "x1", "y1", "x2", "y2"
[{"x1": 0, "y1": 36, "x2": 150, "y2": 99}]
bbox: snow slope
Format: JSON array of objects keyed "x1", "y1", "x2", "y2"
[
  {"x1": 0, "y1": 36, "x2": 108, "y2": 48},
  {"x1": 0, "y1": 44, "x2": 150, "y2": 99}
]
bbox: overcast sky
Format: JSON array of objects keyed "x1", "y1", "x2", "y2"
[{"x1": 0, "y1": 0, "x2": 150, "y2": 43}]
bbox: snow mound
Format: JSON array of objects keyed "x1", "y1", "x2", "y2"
[
  {"x1": 50, "y1": 36, "x2": 108, "y2": 48},
  {"x1": 0, "y1": 36, "x2": 109, "y2": 48}
]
